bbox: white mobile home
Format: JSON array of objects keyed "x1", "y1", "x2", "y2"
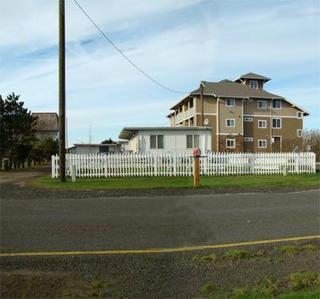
[{"x1": 118, "y1": 127, "x2": 212, "y2": 153}]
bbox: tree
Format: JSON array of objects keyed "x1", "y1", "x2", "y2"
[
  {"x1": 40, "y1": 137, "x2": 59, "y2": 161},
  {"x1": 282, "y1": 129, "x2": 320, "y2": 161},
  {"x1": 303, "y1": 129, "x2": 320, "y2": 162},
  {"x1": 102, "y1": 138, "x2": 114, "y2": 144},
  {"x1": 0, "y1": 93, "x2": 36, "y2": 168}
]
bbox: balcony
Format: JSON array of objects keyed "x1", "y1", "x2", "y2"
[{"x1": 175, "y1": 107, "x2": 196, "y2": 125}]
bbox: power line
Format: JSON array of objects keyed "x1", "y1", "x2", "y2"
[{"x1": 72, "y1": 0, "x2": 188, "y2": 95}]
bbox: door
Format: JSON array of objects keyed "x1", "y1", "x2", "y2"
[{"x1": 272, "y1": 136, "x2": 281, "y2": 152}]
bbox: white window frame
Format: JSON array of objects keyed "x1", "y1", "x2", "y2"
[
  {"x1": 226, "y1": 139, "x2": 235, "y2": 148},
  {"x1": 272, "y1": 117, "x2": 282, "y2": 129},
  {"x1": 258, "y1": 120, "x2": 267, "y2": 128},
  {"x1": 297, "y1": 129, "x2": 303, "y2": 137},
  {"x1": 150, "y1": 135, "x2": 164, "y2": 149},
  {"x1": 226, "y1": 119, "x2": 235, "y2": 127},
  {"x1": 258, "y1": 139, "x2": 267, "y2": 148},
  {"x1": 226, "y1": 98, "x2": 235, "y2": 107},
  {"x1": 244, "y1": 117, "x2": 253, "y2": 122},
  {"x1": 297, "y1": 111, "x2": 303, "y2": 119},
  {"x1": 258, "y1": 100, "x2": 267, "y2": 109},
  {"x1": 272, "y1": 99, "x2": 282, "y2": 109},
  {"x1": 244, "y1": 137, "x2": 253, "y2": 142}
]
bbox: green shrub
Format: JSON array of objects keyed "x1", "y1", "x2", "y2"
[
  {"x1": 225, "y1": 249, "x2": 251, "y2": 261},
  {"x1": 200, "y1": 282, "x2": 217, "y2": 295},
  {"x1": 289, "y1": 272, "x2": 319, "y2": 291}
]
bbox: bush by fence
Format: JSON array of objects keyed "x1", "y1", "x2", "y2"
[{"x1": 51, "y1": 152, "x2": 316, "y2": 178}]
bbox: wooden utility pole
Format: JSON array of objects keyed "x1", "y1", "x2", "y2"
[{"x1": 59, "y1": 0, "x2": 66, "y2": 182}]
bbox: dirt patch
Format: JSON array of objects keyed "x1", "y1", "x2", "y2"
[{"x1": 0, "y1": 166, "x2": 50, "y2": 186}]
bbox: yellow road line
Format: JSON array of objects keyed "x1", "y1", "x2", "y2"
[{"x1": 1, "y1": 235, "x2": 319, "y2": 258}]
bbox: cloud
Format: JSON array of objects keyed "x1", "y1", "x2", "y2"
[{"x1": 1, "y1": 0, "x2": 319, "y2": 145}]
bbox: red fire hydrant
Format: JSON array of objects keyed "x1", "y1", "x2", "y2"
[{"x1": 192, "y1": 148, "x2": 201, "y2": 187}]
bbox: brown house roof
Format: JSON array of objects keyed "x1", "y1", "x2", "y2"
[{"x1": 32, "y1": 112, "x2": 59, "y2": 131}]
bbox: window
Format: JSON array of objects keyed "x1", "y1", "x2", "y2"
[
  {"x1": 258, "y1": 100, "x2": 267, "y2": 109},
  {"x1": 244, "y1": 117, "x2": 253, "y2": 122},
  {"x1": 258, "y1": 139, "x2": 267, "y2": 148},
  {"x1": 150, "y1": 135, "x2": 164, "y2": 149},
  {"x1": 249, "y1": 80, "x2": 258, "y2": 89},
  {"x1": 297, "y1": 129, "x2": 303, "y2": 137},
  {"x1": 226, "y1": 139, "x2": 235, "y2": 148},
  {"x1": 272, "y1": 99, "x2": 282, "y2": 109},
  {"x1": 226, "y1": 98, "x2": 235, "y2": 107},
  {"x1": 226, "y1": 119, "x2": 235, "y2": 127},
  {"x1": 190, "y1": 98, "x2": 194, "y2": 108},
  {"x1": 297, "y1": 112, "x2": 303, "y2": 119},
  {"x1": 244, "y1": 137, "x2": 253, "y2": 142},
  {"x1": 272, "y1": 117, "x2": 281, "y2": 129},
  {"x1": 258, "y1": 120, "x2": 267, "y2": 128},
  {"x1": 186, "y1": 134, "x2": 199, "y2": 148}
]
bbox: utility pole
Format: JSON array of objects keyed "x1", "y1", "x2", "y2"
[{"x1": 59, "y1": 0, "x2": 66, "y2": 182}]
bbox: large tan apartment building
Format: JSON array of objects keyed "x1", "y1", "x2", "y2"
[{"x1": 167, "y1": 73, "x2": 309, "y2": 152}]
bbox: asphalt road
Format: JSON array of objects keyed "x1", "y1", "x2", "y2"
[{"x1": 1, "y1": 184, "x2": 319, "y2": 253}]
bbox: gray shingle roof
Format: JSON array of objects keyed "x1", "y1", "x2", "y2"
[
  {"x1": 236, "y1": 72, "x2": 271, "y2": 82},
  {"x1": 190, "y1": 80, "x2": 283, "y2": 99}
]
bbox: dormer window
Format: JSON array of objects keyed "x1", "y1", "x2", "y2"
[{"x1": 249, "y1": 80, "x2": 258, "y2": 89}]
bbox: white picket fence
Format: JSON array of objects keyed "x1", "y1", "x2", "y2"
[{"x1": 51, "y1": 152, "x2": 316, "y2": 178}]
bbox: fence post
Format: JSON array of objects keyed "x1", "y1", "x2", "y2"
[
  {"x1": 51, "y1": 155, "x2": 55, "y2": 178},
  {"x1": 193, "y1": 148, "x2": 201, "y2": 187}
]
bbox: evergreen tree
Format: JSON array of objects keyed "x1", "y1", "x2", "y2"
[{"x1": 0, "y1": 93, "x2": 36, "y2": 168}]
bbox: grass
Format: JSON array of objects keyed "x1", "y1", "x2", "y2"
[
  {"x1": 200, "y1": 271, "x2": 320, "y2": 298},
  {"x1": 194, "y1": 248, "x2": 266, "y2": 263},
  {"x1": 278, "y1": 244, "x2": 320, "y2": 256},
  {"x1": 278, "y1": 288, "x2": 320, "y2": 298},
  {"x1": 33, "y1": 173, "x2": 320, "y2": 190}
]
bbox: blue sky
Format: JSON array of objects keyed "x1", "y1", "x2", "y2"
[{"x1": 0, "y1": 0, "x2": 319, "y2": 146}]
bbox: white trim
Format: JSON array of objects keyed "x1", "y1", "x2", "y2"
[
  {"x1": 258, "y1": 139, "x2": 267, "y2": 148},
  {"x1": 244, "y1": 117, "x2": 253, "y2": 122},
  {"x1": 258, "y1": 120, "x2": 267, "y2": 128},
  {"x1": 241, "y1": 99, "x2": 244, "y2": 135},
  {"x1": 285, "y1": 98, "x2": 309, "y2": 115},
  {"x1": 244, "y1": 137, "x2": 253, "y2": 142},
  {"x1": 218, "y1": 133, "x2": 244, "y2": 136},
  {"x1": 226, "y1": 118, "x2": 236, "y2": 127},
  {"x1": 226, "y1": 139, "x2": 236, "y2": 148},
  {"x1": 225, "y1": 98, "x2": 236, "y2": 107},
  {"x1": 174, "y1": 114, "x2": 196, "y2": 125},
  {"x1": 297, "y1": 129, "x2": 303, "y2": 137},
  {"x1": 297, "y1": 111, "x2": 303, "y2": 119},
  {"x1": 244, "y1": 114, "x2": 298, "y2": 119}
]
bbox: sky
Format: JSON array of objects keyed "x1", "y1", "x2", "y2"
[{"x1": 1, "y1": 0, "x2": 319, "y2": 147}]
